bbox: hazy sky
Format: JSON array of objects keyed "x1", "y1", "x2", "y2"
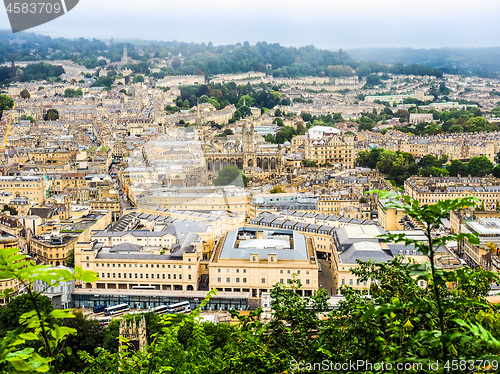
[{"x1": 1, "y1": 0, "x2": 500, "y2": 49}]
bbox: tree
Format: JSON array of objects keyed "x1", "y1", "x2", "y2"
[
  {"x1": 466, "y1": 156, "x2": 494, "y2": 177},
  {"x1": 213, "y1": 166, "x2": 247, "y2": 187},
  {"x1": 19, "y1": 89, "x2": 30, "y2": 99},
  {"x1": 493, "y1": 165, "x2": 500, "y2": 178},
  {"x1": 449, "y1": 124, "x2": 463, "y2": 133},
  {"x1": 446, "y1": 159, "x2": 467, "y2": 177},
  {"x1": 0, "y1": 293, "x2": 54, "y2": 337},
  {"x1": 419, "y1": 166, "x2": 449, "y2": 177},
  {"x1": 64, "y1": 88, "x2": 83, "y2": 98},
  {"x1": 372, "y1": 192, "x2": 499, "y2": 372},
  {"x1": 0, "y1": 248, "x2": 98, "y2": 373},
  {"x1": 273, "y1": 117, "x2": 284, "y2": 126},
  {"x1": 418, "y1": 154, "x2": 441, "y2": 169},
  {"x1": 264, "y1": 134, "x2": 276, "y2": 144},
  {"x1": 0, "y1": 94, "x2": 14, "y2": 119},
  {"x1": 237, "y1": 95, "x2": 254, "y2": 108},
  {"x1": 2, "y1": 204, "x2": 18, "y2": 215},
  {"x1": 132, "y1": 75, "x2": 144, "y2": 83},
  {"x1": 376, "y1": 150, "x2": 398, "y2": 173},
  {"x1": 276, "y1": 126, "x2": 296, "y2": 144},
  {"x1": 44, "y1": 109, "x2": 59, "y2": 121},
  {"x1": 269, "y1": 185, "x2": 286, "y2": 194},
  {"x1": 295, "y1": 121, "x2": 306, "y2": 135},
  {"x1": 58, "y1": 311, "x2": 105, "y2": 373},
  {"x1": 365, "y1": 74, "x2": 381, "y2": 86}
]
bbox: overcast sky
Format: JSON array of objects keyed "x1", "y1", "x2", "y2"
[{"x1": 1, "y1": 0, "x2": 500, "y2": 49}]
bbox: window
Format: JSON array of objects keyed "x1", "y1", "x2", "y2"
[
  {"x1": 349, "y1": 279, "x2": 353, "y2": 285},
  {"x1": 188, "y1": 275, "x2": 191, "y2": 280},
  {"x1": 306, "y1": 279, "x2": 310, "y2": 285},
  {"x1": 261, "y1": 278, "x2": 266, "y2": 284},
  {"x1": 218, "y1": 268, "x2": 221, "y2": 273},
  {"x1": 236, "y1": 278, "x2": 240, "y2": 283},
  {"x1": 217, "y1": 277, "x2": 221, "y2": 282},
  {"x1": 243, "y1": 278, "x2": 247, "y2": 283},
  {"x1": 280, "y1": 270, "x2": 283, "y2": 274}
]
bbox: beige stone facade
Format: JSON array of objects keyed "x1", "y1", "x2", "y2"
[{"x1": 209, "y1": 227, "x2": 319, "y2": 297}]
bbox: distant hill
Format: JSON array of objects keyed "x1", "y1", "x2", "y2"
[
  {"x1": 0, "y1": 31, "x2": 357, "y2": 79},
  {"x1": 347, "y1": 47, "x2": 500, "y2": 78}
]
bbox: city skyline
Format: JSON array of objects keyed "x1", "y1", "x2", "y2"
[{"x1": 1, "y1": 0, "x2": 500, "y2": 49}]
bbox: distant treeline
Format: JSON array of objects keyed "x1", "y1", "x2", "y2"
[
  {"x1": 0, "y1": 32, "x2": 448, "y2": 82},
  {"x1": 0, "y1": 62, "x2": 65, "y2": 85},
  {"x1": 348, "y1": 47, "x2": 500, "y2": 78}
]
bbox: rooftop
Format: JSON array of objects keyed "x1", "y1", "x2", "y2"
[{"x1": 219, "y1": 227, "x2": 308, "y2": 261}]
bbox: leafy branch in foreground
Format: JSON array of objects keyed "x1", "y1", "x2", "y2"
[
  {"x1": 0, "y1": 248, "x2": 98, "y2": 373},
  {"x1": 367, "y1": 190, "x2": 499, "y2": 372}
]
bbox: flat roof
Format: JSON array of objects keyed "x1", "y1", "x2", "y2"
[
  {"x1": 467, "y1": 218, "x2": 500, "y2": 235},
  {"x1": 219, "y1": 227, "x2": 309, "y2": 261}
]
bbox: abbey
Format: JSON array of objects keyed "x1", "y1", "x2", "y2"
[{"x1": 203, "y1": 122, "x2": 284, "y2": 177}]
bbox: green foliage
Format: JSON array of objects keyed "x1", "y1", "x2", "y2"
[
  {"x1": 16, "y1": 63, "x2": 64, "y2": 83},
  {"x1": 276, "y1": 125, "x2": 296, "y2": 144},
  {"x1": 91, "y1": 76, "x2": 114, "y2": 89},
  {"x1": 264, "y1": 133, "x2": 276, "y2": 144},
  {"x1": 43, "y1": 109, "x2": 59, "y2": 121},
  {"x1": 213, "y1": 166, "x2": 247, "y2": 187},
  {"x1": 58, "y1": 311, "x2": 105, "y2": 373},
  {"x1": 363, "y1": 192, "x2": 500, "y2": 370},
  {"x1": 0, "y1": 247, "x2": 98, "y2": 373},
  {"x1": 1, "y1": 204, "x2": 17, "y2": 216},
  {"x1": 466, "y1": 156, "x2": 494, "y2": 177},
  {"x1": 19, "y1": 114, "x2": 35, "y2": 123},
  {"x1": 63, "y1": 88, "x2": 82, "y2": 98},
  {"x1": 0, "y1": 95, "x2": 14, "y2": 119},
  {"x1": 176, "y1": 82, "x2": 284, "y2": 112},
  {"x1": 269, "y1": 185, "x2": 286, "y2": 194},
  {"x1": 356, "y1": 148, "x2": 418, "y2": 186},
  {"x1": 132, "y1": 75, "x2": 144, "y2": 83},
  {"x1": 357, "y1": 148, "x2": 495, "y2": 184},
  {"x1": 19, "y1": 89, "x2": 30, "y2": 99},
  {"x1": 301, "y1": 159, "x2": 318, "y2": 167}
]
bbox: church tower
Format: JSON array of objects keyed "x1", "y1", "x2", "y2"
[
  {"x1": 122, "y1": 47, "x2": 129, "y2": 64},
  {"x1": 119, "y1": 316, "x2": 147, "y2": 353},
  {"x1": 242, "y1": 122, "x2": 255, "y2": 168}
]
